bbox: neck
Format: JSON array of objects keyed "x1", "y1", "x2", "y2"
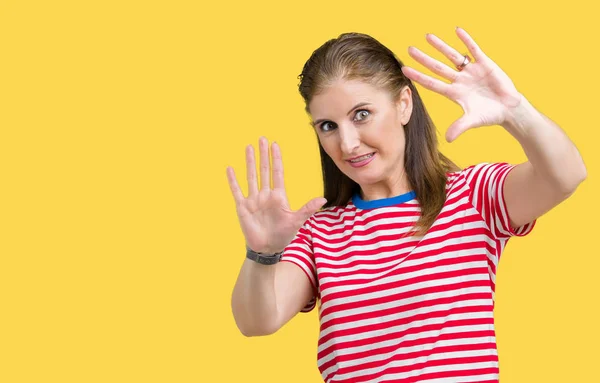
[{"x1": 358, "y1": 167, "x2": 411, "y2": 201}]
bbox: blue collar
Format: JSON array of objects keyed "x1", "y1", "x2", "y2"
[{"x1": 352, "y1": 190, "x2": 417, "y2": 210}]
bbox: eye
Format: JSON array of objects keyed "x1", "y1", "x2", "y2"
[
  {"x1": 319, "y1": 121, "x2": 337, "y2": 132},
  {"x1": 354, "y1": 109, "x2": 370, "y2": 121}
]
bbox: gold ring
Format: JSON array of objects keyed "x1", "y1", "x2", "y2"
[{"x1": 456, "y1": 54, "x2": 471, "y2": 71}]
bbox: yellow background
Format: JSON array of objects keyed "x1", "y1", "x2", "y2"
[{"x1": 1, "y1": 0, "x2": 598, "y2": 382}]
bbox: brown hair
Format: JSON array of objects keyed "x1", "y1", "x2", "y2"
[{"x1": 298, "y1": 32, "x2": 460, "y2": 236}]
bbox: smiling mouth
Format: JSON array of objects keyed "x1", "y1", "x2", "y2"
[{"x1": 348, "y1": 153, "x2": 375, "y2": 163}]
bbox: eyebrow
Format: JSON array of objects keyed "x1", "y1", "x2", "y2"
[{"x1": 311, "y1": 102, "x2": 372, "y2": 127}]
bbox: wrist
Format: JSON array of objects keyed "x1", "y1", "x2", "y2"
[
  {"x1": 246, "y1": 246, "x2": 283, "y2": 265},
  {"x1": 501, "y1": 94, "x2": 541, "y2": 138}
]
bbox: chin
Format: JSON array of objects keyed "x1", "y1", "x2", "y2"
[{"x1": 346, "y1": 168, "x2": 384, "y2": 186}]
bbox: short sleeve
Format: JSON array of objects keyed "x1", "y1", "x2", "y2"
[
  {"x1": 462, "y1": 162, "x2": 537, "y2": 240},
  {"x1": 280, "y1": 218, "x2": 318, "y2": 313}
]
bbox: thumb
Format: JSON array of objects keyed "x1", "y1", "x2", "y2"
[
  {"x1": 446, "y1": 115, "x2": 478, "y2": 142},
  {"x1": 296, "y1": 197, "x2": 327, "y2": 222}
]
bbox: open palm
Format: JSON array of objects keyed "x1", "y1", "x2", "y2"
[
  {"x1": 226, "y1": 137, "x2": 327, "y2": 254},
  {"x1": 401, "y1": 27, "x2": 523, "y2": 142}
]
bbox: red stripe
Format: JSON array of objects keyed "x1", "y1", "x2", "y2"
[
  {"x1": 319, "y1": 292, "x2": 492, "y2": 333},
  {"x1": 318, "y1": 304, "x2": 493, "y2": 346},
  {"x1": 275, "y1": 163, "x2": 532, "y2": 382},
  {"x1": 320, "y1": 264, "x2": 490, "y2": 292},
  {"x1": 325, "y1": 355, "x2": 498, "y2": 382},
  {"x1": 319, "y1": 279, "x2": 490, "y2": 318},
  {"x1": 317, "y1": 317, "x2": 494, "y2": 361},
  {"x1": 321, "y1": 341, "x2": 498, "y2": 375},
  {"x1": 319, "y1": 328, "x2": 496, "y2": 368}
]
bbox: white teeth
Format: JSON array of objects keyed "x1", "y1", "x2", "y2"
[{"x1": 350, "y1": 153, "x2": 374, "y2": 163}]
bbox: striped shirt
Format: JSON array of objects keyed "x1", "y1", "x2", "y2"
[{"x1": 280, "y1": 162, "x2": 536, "y2": 383}]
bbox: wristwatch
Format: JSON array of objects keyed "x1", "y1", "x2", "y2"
[{"x1": 246, "y1": 246, "x2": 283, "y2": 265}]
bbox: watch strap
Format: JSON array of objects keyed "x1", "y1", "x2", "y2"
[{"x1": 246, "y1": 246, "x2": 283, "y2": 265}]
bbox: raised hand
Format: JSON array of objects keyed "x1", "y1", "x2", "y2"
[
  {"x1": 401, "y1": 27, "x2": 524, "y2": 142},
  {"x1": 226, "y1": 137, "x2": 327, "y2": 254}
]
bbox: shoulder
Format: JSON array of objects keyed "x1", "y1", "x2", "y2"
[
  {"x1": 444, "y1": 162, "x2": 518, "y2": 199},
  {"x1": 446, "y1": 162, "x2": 513, "y2": 182},
  {"x1": 313, "y1": 204, "x2": 353, "y2": 219},
  {"x1": 303, "y1": 204, "x2": 355, "y2": 229},
  {"x1": 445, "y1": 162, "x2": 486, "y2": 178}
]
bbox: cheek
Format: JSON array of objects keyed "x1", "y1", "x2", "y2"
[
  {"x1": 319, "y1": 136, "x2": 339, "y2": 157},
  {"x1": 369, "y1": 125, "x2": 405, "y2": 154}
]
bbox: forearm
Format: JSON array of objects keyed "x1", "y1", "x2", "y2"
[
  {"x1": 502, "y1": 94, "x2": 587, "y2": 193},
  {"x1": 231, "y1": 258, "x2": 278, "y2": 337}
]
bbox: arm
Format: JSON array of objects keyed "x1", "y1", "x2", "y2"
[
  {"x1": 502, "y1": 96, "x2": 587, "y2": 229},
  {"x1": 401, "y1": 27, "x2": 587, "y2": 230},
  {"x1": 226, "y1": 138, "x2": 326, "y2": 337},
  {"x1": 231, "y1": 257, "x2": 314, "y2": 337}
]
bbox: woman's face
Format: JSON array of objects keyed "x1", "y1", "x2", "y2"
[{"x1": 308, "y1": 79, "x2": 413, "y2": 196}]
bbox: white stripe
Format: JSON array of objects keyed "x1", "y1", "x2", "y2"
[
  {"x1": 320, "y1": 257, "x2": 489, "y2": 293},
  {"x1": 311, "y1": 214, "x2": 419, "y2": 239},
  {"x1": 327, "y1": 358, "x2": 498, "y2": 382},
  {"x1": 312, "y1": 224, "x2": 418, "y2": 251},
  {"x1": 320, "y1": 258, "x2": 488, "y2": 297},
  {"x1": 420, "y1": 373, "x2": 500, "y2": 383},
  {"x1": 318, "y1": 323, "x2": 495, "y2": 366},
  {"x1": 313, "y1": 202, "x2": 421, "y2": 226},
  {"x1": 326, "y1": 345, "x2": 497, "y2": 372},
  {"x1": 318, "y1": 323, "x2": 496, "y2": 369},
  {"x1": 318, "y1": 300, "x2": 493, "y2": 350},
  {"x1": 316, "y1": 228, "x2": 494, "y2": 268},
  {"x1": 318, "y1": 241, "x2": 487, "y2": 276},
  {"x1": 319, "y1": 263, "x2": 489, "y2": 312},
  {"x1": 410, "y1": 230, "x2": 496, "y2": 256},
  {"x1": 313, "y1": 206, "x2": 485, "y2": 258},
  {"x1": 312, "y1": 191, "x2": 476, "y2": 240},
  {"x1": 495, "y1": 167, "x2": 515, "y2": 237},
  {"x1": 281, "y1": 250, "x2": 316, "y2": 285},
  {"x1": 292, "y1": 164, "x2": 522, "y2": 383},
  {"x1": 320, "y1": 285, "x2": 490, "y2": 324}
]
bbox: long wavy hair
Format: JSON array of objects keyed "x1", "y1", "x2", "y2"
[{"x1": 297, "y1": 32, "x2": 460, "y2": 236}]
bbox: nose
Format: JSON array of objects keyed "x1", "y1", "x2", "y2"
[{"x1": 338, "y1": 124, "x2": 360, "y2": 156}]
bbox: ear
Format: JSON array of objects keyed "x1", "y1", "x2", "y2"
[{"x1": 395, "y1": 85, "x2": 413, "y2": 126}]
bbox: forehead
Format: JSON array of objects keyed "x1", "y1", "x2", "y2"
[{"x1": 308, "y1": 79, "x2": 388, "y2": 118}]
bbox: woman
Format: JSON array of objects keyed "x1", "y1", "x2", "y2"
[{"x1": 228, "y1": 28, "x2": 586, "y2": 382}]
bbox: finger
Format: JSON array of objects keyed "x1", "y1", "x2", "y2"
[
  {"x1": 408, "y1": 46, "x2": 458, "y2": 82},
  {"x1": 446, "y1": 115, "x2": 479, "y2": 142},
  {"x1": 226, "y1": 166, "x2": 245, "y2": 204},
  {"x1": 246, "y1": 145, "x2": 259, "y2": 196},
  {"x1": 259, "y1": 136, "x2": 271, "y2": 190},
  {"x1": 426, "y1": 33, "x2": 469, "y2": 68},
  {"x1": 401, "y1": 66, "x2": 451, "y2": 96},
  {"x1": 271, "y1": 141, "x2": 285, "y2": 190},
  {"x1": 455, "y1": 27, "x2": 488, "y2": 63},
  {"x1": 295, "y1": 197, "x2": 327, "y2": 223}
]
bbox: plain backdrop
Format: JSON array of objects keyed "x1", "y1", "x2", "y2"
[{"x1": 1, "y1": 0, "x2": 598, "y2": 382}]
